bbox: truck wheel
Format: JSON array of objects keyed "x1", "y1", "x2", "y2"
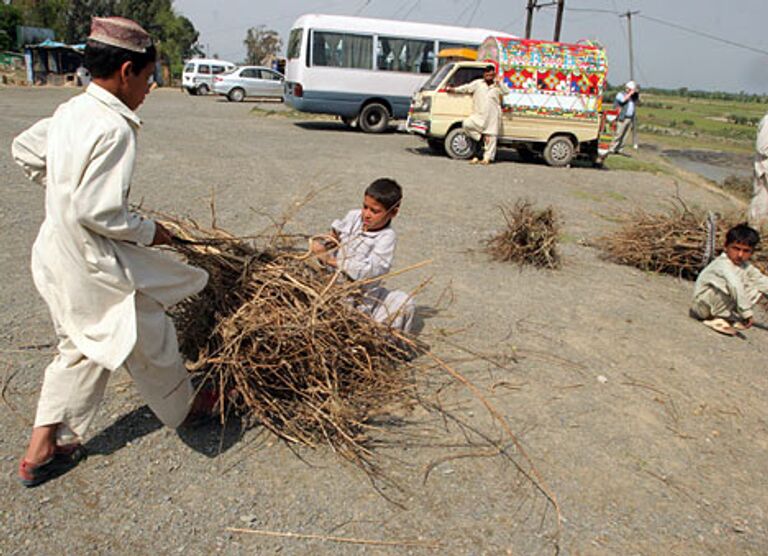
[
  {"x1": 543, "y1": 136, "x2": 575, "y2": 167},
  {"x1": 426, "y1": 138, "x2": 445, "y2": 153},
  {"x1": 359, "y1": 103, "x2": 389, "y2": 133},
  {"x1": 444, "y1": 128, "x2": 476, "y2": 160},
  {"x1": 228, "y1": 88, "x2": 245, "y2": 102},
  {"x1": 197, "y1": 83, "x2": 210, "y2": 96}
]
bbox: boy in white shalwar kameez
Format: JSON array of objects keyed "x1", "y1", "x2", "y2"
[
  {"x1": 691, "y1": 223, "x2": 768, "y2": 336},
  {"x1": 12, "y1": 17, "x2": 209, "y2": 487},
  {"x1": 311, "y1": 179, "x2": 415, "y2": 332}
]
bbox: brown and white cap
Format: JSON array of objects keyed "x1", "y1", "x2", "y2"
[{"x1": 88, "y1": 16, "x2": 152, "y2": 53}]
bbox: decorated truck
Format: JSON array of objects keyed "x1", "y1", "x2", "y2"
[{"x1": 406, "y1": 36, "x2": 616, "y2": 167}]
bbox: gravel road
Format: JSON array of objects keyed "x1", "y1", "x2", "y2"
[{"x1": 1, "y1": 87, "x2": 766, "y2": 555}]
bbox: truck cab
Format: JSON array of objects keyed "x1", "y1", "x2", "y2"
[{"x1": 407, "y1": 37, "x2": 615, "y2": 167}]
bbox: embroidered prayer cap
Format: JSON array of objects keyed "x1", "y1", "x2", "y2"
[
  {"x1": 88, "y1": 16, "x2": 152, "y2": 53},
  {"x1": 625, "y1": 80, "x2": 637, "y2": 91}
]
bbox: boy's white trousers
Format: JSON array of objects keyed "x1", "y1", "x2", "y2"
[{"x1": 34, "y1": 294, "x2": 193, "y2": 443}]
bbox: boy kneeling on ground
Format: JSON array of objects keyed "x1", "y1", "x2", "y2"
[
  {"x1": 311, "y1": 178, "x2": 415, "y2": 332},
  {"x1": 691, "y1": 223, "x2": 768, "y2": 336}
]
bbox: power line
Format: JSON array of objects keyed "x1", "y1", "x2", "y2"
[
  {"x1": 638, "y1": 14, "x2": 768, "y2": 57},
  {"x1": 354, "y1": 0, "x2": 373, "y2": 16},
  {"x1": 467, "y1": 0, "x2": 482, "y2": 26},
  {"x1": 403, "y1": 0, "x2": 420, "y2": 20}
]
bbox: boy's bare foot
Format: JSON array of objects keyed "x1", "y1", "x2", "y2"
[
  {"x1": 468, "y1": 157, "x2": 480, "y2": 165},
  {"x1": 702, "y1": 318, "x2": 737, "y2": 336}
]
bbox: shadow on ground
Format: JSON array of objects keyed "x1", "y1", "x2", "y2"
[{"x1": 85, "y1": 405, "x2": 243, "y2": 458}]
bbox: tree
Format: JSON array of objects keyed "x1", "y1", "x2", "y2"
[
  {"x1": 243, "y1": 25, "x2": 281, "y2": 66},
  {"x1": 0, "y1": 3, "x2": 23, "y2": 50}
]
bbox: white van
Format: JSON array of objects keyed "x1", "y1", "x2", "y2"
[
  {"x1": 182, "y1": 58, "x2": 236, "y2": 95},
  {"x1": 284, "y1": 14, "x2": 512, "y2": 132}
]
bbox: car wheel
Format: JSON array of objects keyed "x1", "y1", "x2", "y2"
[
  {"x1": 197, "y1": 83, "x2": 210, "y2": 95},
  {"x1": 444, "y1": 128, "x2": 476, "y2": 160},
  {"x1": 543, "y1": 136, "x2": 575, "y2": 167},
  {"x1": 358, "y1": 103, "x2": 389, "y2": 133},
  {"x1": 228, "y1": 88, "x2": 245, "y2": 102}
]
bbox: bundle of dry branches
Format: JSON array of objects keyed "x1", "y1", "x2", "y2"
[
  {"x1": 599, "y1": 207, "x2": 768, "y2": 279},
  {"x1": 484, "y1": 201, "x2": 561, "y2": 269},
  {"x1": 161, "y1": 216, "x2": 415, "y2": 468},
  {"x1": 155, "y1": 211, "x2": 564, "y2": 542}
]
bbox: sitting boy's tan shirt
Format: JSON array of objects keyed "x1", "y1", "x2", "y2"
[{"x1": 693, "y1": 253, "x2": 768, "y2": 319}]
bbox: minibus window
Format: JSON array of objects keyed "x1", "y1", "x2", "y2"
[
  {"x1": 312, "y1": 31, "x2": 372, "y2": 69},
  {"x1": 377, "y1": 36, "x2": 434, "y2": 73}
]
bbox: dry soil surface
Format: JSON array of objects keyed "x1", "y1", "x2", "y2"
[{"x1": 1, "y1": 87, "x2": 767, "y2": 555}]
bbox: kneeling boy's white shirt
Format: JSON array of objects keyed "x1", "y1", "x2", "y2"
[
  {"x1": 332, "y1": 209, "x2": 396, "y2": 286},
  {"x1": 12, "y1": 83, "x2": 208, "y2": 371},
  {"x1": 693, "y1": 252, "x2": 768, "y2": 319}
]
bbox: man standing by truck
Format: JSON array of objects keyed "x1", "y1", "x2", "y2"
[
  {"x1": 609, "y1": 80, "x2": 639, "y2": 154},
  {"x1": 748, "y1": 112, "x2": 768, "y2": 226},
  {"x1": 446, "y1": 63, "x2": 509, "y2": 165}
]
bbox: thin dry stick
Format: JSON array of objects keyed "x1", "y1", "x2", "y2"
[
  {"x1": 225, "y1": 527, "x2": 441, "y2": 549},
  {"x1": 394, "y1": 332, "x2": 563, "y2": 543}
]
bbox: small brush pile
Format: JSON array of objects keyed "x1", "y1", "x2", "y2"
[
  {"x1": 484, "y1": 201, "x2": 561, "y2": 269},
  {"x1": 161, "y1": 216, "x2": 415, "y2": 467},
  {"x1": 600, "y1": 207, "x2": 768, "y2": 279}
]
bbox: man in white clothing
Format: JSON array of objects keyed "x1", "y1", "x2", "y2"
[
  {"x1": 609, "y1": 80, "x2": 639, "y2": 154},
  {"x1": 311, "y1": 178, "x2": 415, "y2": 332},
  {"x1": 447, "y1": 64, "x2": 510, "y2": 165},
  {"x1": 748, "y1": 113, "x2": 768, "y2": 227},
  {"x1": 12, "y1": 17, "x2": 209, "y2": 487}
]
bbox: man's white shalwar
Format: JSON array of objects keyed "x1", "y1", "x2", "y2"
[
  {"x1": 332, "y1": 209, "x2": 414, "y2": 332},
  {"x1": 12, "y1": 84, "x2": 208, "y2": 442},
  {"x1": 748, "y1": 114, "x2": 768, "y2": 226},
  {"x1": 454, "y1": 78, "x2": 509, "y2": 162}
]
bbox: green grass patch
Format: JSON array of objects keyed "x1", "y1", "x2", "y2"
[
  {"x1": 250, "y1": 107, "x2": 335, "y2": 120},
  {"x1": 636, "y1": 93, "x2": 762, "y2": 151},
  {"x1": 605, "y1": 155, "x2": 668, "y2": 174},
  {"x1": 570, "y1": 189, "x2": 627, "y2": 202}
]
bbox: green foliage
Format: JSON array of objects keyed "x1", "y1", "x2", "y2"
[
  {"x1": 244, "y1": 25, "x2": 281, "y2": 65},
  {"x1": 0, "y1": 3, "x2": 23, "y2": 50},
  {"x1": 10, "y1": 0, "x2": 202, "y2": 81}
]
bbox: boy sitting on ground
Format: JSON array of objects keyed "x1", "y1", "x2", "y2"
[
  {"x1": 311, "y1": 178, "x2": 415, "y2": 332},
  {"x1": 691, "y1": 223, "x2": 768, "y2": 336}
]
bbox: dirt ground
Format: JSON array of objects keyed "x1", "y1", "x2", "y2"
[{"x1": 1, "y1": 87, "x2": 767, "y2": 555}]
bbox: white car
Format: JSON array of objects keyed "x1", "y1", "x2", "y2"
[
  {"x1": 212, "y1": 66, "x2": 284, "y2": 102},
  {"x1": 182, "y1": 58, "x2": 236, "y2": 95}
]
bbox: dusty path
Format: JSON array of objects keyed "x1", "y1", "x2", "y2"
[{"x1": 1, "y1": 87, "x2": 766, "y2": 555}]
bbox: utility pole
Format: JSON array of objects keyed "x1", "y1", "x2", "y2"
[
  {"x1": 619, "y1": 10, "x2": 639, "y2": 81},
  {"x1": 619, "y1": 10, "x2": 640, "y2": 149},
  {"x1": 525, "y1": 0, "x2": 536, "y2": 39},
  {"x1": 553, "y1": 0, "x2": 565, "y2": 42}
]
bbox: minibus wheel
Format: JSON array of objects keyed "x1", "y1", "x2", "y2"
[
  {"x1": 359, "y1": 103, "x2": 389, "y2": 133},
  {"x1": 445, "y1": 128, "x2": 476, "y2": 160},
  {"x1": 543, "y1": 136, "x2": 575, "y2": 167},
  {"x1": 197, "y1": 83, "x2": 210, "y2": 95}
]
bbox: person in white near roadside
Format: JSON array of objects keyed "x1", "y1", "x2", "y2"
[{"x1": 12, "y1": 16, "x2": 211, "y2": 487}]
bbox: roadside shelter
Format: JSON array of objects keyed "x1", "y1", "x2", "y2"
[{"x1": 24, "y1": 39, "x2": 85, "y2": 85}]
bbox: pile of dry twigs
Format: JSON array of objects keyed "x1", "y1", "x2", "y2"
[
  {"x1": 161, "y1": 215, "x2": 416, "y2": 468},
  {"x1": 155, "y1": 210, "x2": 563, "y2": 540},
  {"x1": 599, "y1": 207, "x2": 768, "y2": 279},
  {"x1": 484, "y1": 201, "x2": 561, "y2": 269}
]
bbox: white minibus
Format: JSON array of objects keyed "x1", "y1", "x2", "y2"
[{"x1": 284, "y1": 14, "x2": 512, "y2": 132}]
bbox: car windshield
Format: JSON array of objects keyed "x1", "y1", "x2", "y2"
[{"x1": 420, "y1": 63, "x2": 454, "y2": 91}]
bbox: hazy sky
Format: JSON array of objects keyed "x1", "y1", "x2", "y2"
[{"x1": 173, "y1": 0, "x2": 768, "y2": 94}]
